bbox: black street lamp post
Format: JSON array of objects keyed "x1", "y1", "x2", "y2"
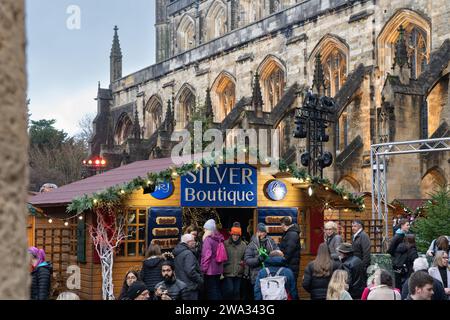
[{"x1": 293, "y1": 90, "x2": 336, "y2": 178}]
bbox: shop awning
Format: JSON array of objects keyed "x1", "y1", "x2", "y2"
[{"x1": 29, "y1": 155, "x2": 198, "y2": 207}]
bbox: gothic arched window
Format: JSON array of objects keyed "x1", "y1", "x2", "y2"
[
  {"x1": 176, "y1": 85, "x2": 196, "y2": 129},
  {"x1": 177, "y1": 15, "x2": 195, "y2": 53},
  {"x1": 144, "y1": 96, "x2": 163, "y2": 138},
  {"x1": 408, "y1": 27, "x2": 428, "y2": 79},
  {"x1": 212, "y1": 72, "x2": 236, "y2": 122},
  {"x1": 238, "y1": 0, "x2": 264, "y2": 27},
  {"x1": 310, "y1": 35, "x2": 348, "y2": 98},
  {"x1": 206, "y1": 1, "x2": 227, "y2": 41},
  {"x1": 114, "y1": 113, "x2": 133, "y2": 145},
  {"x1": 259, "y1": 56, "x2": 286, "y2": 112},
  {"x1": 323, "y1": 50, "x2": 347, "y2": 97},
  {"x1": 377, "y1": 9, "x2": 431, "y2": 80}
]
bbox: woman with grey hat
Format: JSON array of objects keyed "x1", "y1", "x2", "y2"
[
  {"x1": 200, "y1": 219, "x2": 225, "y2": 300},
  {"x1": 244, "y1": 223, "x2": 279, "y2": 295},
  {"x1": 337, "y1": 242, "x2": 365, "y2": 299}
]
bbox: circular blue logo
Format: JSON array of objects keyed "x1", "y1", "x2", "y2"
[
  {"x1": 266, "y1": 180, "x2": 287, "y2": 201},
  {"x1": 151, "y1": 181, "x2": 174, "y2": 200}
]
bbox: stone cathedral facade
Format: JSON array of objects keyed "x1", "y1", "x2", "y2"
[{"x1": 90, "y1": 0, "x2": 450, "y2": 202}]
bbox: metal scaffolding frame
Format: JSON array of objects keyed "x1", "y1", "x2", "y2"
[{"x1": 371, "y1": 137, "x2": 450, "y2": 251}]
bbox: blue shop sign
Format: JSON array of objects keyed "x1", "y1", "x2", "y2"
[
  {"x1": 151, "y1": 181, "x2": 174, "y2": 200},
  {"x1": 265, "y1": 180, "x2": 288, "y2": 201},
  {"x1": 181, "y1": 164, "x2": 257, "y2": 207}
]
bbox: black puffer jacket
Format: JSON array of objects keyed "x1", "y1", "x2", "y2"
[
  {"x1": 173, "y1": 243, "x2": 203, "y2": 291},
  {"x1": 387, "y1": 232, "x2": 405, "y2": 257},
  {"x1": 302, "y1": 260, "x2": 341, "y2": 300},
  {"x1": 393, "y1": 243, "x2": 418, "y2": 277},
  {"x1": 279, "y1": 224, "x2": 301, "y2": 277},
  {"x1": 154, "y1": 278, "x2": 189, "y2": 300},
  {"x1": 340, "y1": 255, "x2": 365, "y2": 299},
  {"x1": 140, "y1": 257, "x2": 164, "y2": 293},
  {"x1": 30, "y1": 262, "x2": 53, "y2": 300}
]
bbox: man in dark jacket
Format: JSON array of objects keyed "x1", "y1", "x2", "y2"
[
  {"x1": 173, "y1": 234, "x2": 203, "y2": 300},
  {"x1": 351, "y1": 220, "x2": 371, "y2": 282},
  {"x1": 244, "y1": 223, "x2": 279, "y2": 286},
  {"x1": 337, "y1": 243, "x2": 365, "y2": 299},
  {"x1": 223, "y1": 224, "x2": 247, "y2": 300},
  {"x1": 254, "y1": 250, "x2": 298, "y2": 300},
  {"x1": 154, "y1": 261, "x2": 189, "y2": 300},
  {"x1": 279, "y1": 217, "x2": 301, "y2": 283},
  {"x1": 387, "y1": 218, "x2": 410, "y2": 287}
]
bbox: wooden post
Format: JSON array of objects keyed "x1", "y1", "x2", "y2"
[{"x1": 0, "y1": 0, "x2": 29, "y2": 299}]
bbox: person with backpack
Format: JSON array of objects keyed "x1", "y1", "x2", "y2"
[
  {"x1": 200, "y1": 219, "x2": 226, "y2": 300},
  {"x1": 222, "y1": 223, "x2": 247, "y2": 300},
  {"x1": 254, "y1": 250, "x2": 298, "y2": 300},
  {"x1": 392, "y1": 234, "x2": 418, "y2": 288},
  {"x1": 387, "y1": 218, "x2": 411, "y2": 287},
  {"x1": 244, "y1": 223, "x2": 279, "y2": 291}
]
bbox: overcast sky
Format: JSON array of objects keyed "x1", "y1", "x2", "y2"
[{"x1": 26, "y1": 0, "x2": 156, "y2": 135}]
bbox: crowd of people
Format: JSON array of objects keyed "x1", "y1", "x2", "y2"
[{"x1": 28, "y1": 217, "x2": 450, "y2": 301}]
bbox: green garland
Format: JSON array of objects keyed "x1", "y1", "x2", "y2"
[{"x1": 67, "y1": 149, "x2": 365, "y2": 214}]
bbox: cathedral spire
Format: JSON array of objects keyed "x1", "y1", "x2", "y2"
[
  {"x1": 312, "y1": 53, "x2": 326, "y2": 96},
  {"x1": 252, "y1": 72, "x2": 264, "y2": 118},
  {"x1": 110, "y1": 25, "x2": 122, "y2": 84},
  {"x1": 392, "y1": 25, "x2": 409, "y2": 70}
]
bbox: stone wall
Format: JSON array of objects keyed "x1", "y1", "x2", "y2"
[
  {"x1": 93, "y1": 0, "x2": 450, "y2": 202},
  {"x1": 0, "y1": 0, "x2": 29, "y2": 299}
]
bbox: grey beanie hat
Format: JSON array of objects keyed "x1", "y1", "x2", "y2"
[{"x1": 257, "y1": 223, "x2": 267, "y2": 233}]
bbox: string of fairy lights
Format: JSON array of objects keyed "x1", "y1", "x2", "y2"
[
  {"x1": 30, "y1": 147, "x2": 365, "y2": 225},
  {"x1": 28, "y1": 204, "x2": 84, "y2": 226}
]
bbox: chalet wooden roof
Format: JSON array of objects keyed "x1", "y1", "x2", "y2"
[{"x1": 29, "y1": 155, "x2": 193, "y2": 207}]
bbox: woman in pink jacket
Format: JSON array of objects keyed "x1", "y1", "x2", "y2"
[{"x1": 201, "y1": 219, "x2": 225, "y2": 300}]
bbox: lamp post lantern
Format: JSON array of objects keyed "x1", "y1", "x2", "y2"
[{"x1": 294, "y1": 54, "x2": 336, "y2": 178}]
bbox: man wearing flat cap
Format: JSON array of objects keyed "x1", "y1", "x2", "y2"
[
  {"x1": 244, "y1": 223, "x2": 279, "y2": 293},
  {"x1": 337, "y1": 243, "x2": 365, "y2": 299}
]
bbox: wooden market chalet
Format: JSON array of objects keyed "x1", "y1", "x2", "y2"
[{"x1": 28, "y1": 154, "x2": 393, "y2": 300}]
